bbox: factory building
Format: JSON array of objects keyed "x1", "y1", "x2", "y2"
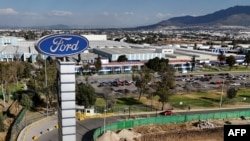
[{"x1": 0, "y1": 35, "x2": 247, "y2": 74}]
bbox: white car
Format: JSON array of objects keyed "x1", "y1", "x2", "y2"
[{"x1": 230, "y1": 83, "x2": 241, "y2": 86}]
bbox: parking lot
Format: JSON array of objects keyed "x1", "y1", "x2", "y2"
[
  {"x1": 76, "y1": 72, "x2": 250, "y2": 97},
  {"x1": 174, "y1": 72, "x2": 250, "y2": 92}
]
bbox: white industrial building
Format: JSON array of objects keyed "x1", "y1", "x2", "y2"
[{"x1": 0, "y1": 34, "x2": 247, "y2": 74}]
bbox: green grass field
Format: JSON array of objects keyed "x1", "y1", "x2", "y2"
[{"x1": 95, "y1": 88, "x2": 250, "y2": 111}]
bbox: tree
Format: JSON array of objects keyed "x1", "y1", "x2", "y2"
[
  {"x1": 191, "y1": 55, "x2": 196, "y2": 72},
  {"x1": 0, "y1": 62, "x2": 16, "y2": 107},
  {"x1": 26, "y1": 58, "x2": 56, "y2": 110},
  {"x1": 132, "y1": 66, "x2": 152, "y2": 100},
  {"x1": 145, "y1": 57, "x2": 160, "y2": 71},
  {"x1": 23, "y1": 62, "x2": 34, "y2": 78},
  {"x1": 94, "y1": 55, "x2": 102, "y2": 74},
  {"x1": 45, "y1": 60, "x2": 57, "y2": 109},
  {"x1": 82, "y1": 62, "x2": 91, "y2": 76},
  {"x1": 117, "y1": 55, "x2": 128, "y2": 62},
  {"x1": 227, "y1": 87, "x2": 237, "y2": 99},
  {"x1": 20, "y1": 94, "x2": 33, "y2": 109},
  {"x1": 102, "y1": 86, "x2": 115, "y2": 110},
  {"x1": 77, "y1": 54, "x2": 82, "y2": 65},
  {"x1": 155, "y1": 85, "x2": 172, "y2": 110},
  {"x1": 76, "y1": 83, "x2": 96, "y2": 108},
  {"x1": 145, "y1": 57, "x2": 169, "y2": 72},
  {"x1": 131, "y1": 65, "x2": 139, "y2": 73},
  {"x1": 226, "y1": 55, "x2": 236, "y2": 70},
  {"x1": 0, "y1": 112, "x2": 4, "y2": 132},
  {"x1": 155, "y1": 64, "x2": 175, "y2": 110},
  {"x1": 36, "y1": 54, "x2": 44, "y2": 70},
  {"x1": 244, "y1": 51, "x2": 250, "y2": 68},
  {"x1": 217, "y1": 52, "x2": 226, "y2": 67},
  {"x1": 145, "y1": 57, "x2": 175, "y2": 110}
]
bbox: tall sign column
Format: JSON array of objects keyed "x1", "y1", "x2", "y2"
[
  {"x1": 57, "y1": 61, "x2": 76, "y2": 141},
  {"x1": 35, "y1": 34, "x2": 89, "y2": 141}
]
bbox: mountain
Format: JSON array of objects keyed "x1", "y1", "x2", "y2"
[
  {"x1": 136, "y1": 5, "x2": 250, "y2": 30},
  {"x1": 27, "y1": 24, "x2": 71, "y2": 29}
]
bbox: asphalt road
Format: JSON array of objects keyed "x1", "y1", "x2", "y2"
[
  {"x1": 37, "y1": 115, "x2": 123, "y2": 141},
  {"x1": 34, "y1": 107, "x2": 250, "y2": 141}
]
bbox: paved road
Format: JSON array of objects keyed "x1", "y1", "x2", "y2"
[
  {"x1": 37, "y1": 115, "x2": 126, "y2": 141},
  {"x1": 17, "y1": 115, "x2": 58, "y2": 141},
  {"x1": 20, "y1": 107, "x2": 250, "y2": 141}
]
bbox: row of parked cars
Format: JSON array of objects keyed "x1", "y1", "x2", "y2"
[{"x1": 97, "y1": 79, "x2": 134, "y2": 87}]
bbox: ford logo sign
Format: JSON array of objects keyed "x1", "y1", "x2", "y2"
[{"x1": 35, "y1": 34, "x2": 89, "y2": 56}]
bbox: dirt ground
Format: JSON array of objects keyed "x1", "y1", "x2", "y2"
[
  {"x1": 0, "y1": 99, "x2": 22, "y2": 141},
  {"x1": 97, "y1": 119, "x2": 250, "y2": 141}
]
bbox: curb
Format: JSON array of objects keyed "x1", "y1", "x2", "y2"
[{"x1": 17, "y1": 115, "x2": 57, "y2": 141}]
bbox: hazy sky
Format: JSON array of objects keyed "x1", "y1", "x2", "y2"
[{"x1": 0, "y1": 0, "x2": 250, "y2": 28}]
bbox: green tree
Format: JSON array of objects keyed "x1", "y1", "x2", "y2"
[
  {"x1": 76, "y1": 83, "x2": 96, "y2": 108},
  {"x1": 23, "y1": 62, "x2": 34, "y2": 78},
  {"x1": 145, "y1": 57, "x2": 175, "y2": 109},
  {"x1": 117, "y1": 55, "x2": 128, "y2": 62},
  {"x1": 191, "y1": 55, "x2": 196, "y2": 72},
  {"x1": 155, "y1": 63, "x2": 175, "y2": 110},
  {"x1": 244, "y1": 51, "x2": 250, "y2": 68},
  {"x1": 132, "y1": 66, "x2": 152, "y2": 100},
  {"x1": 26, "y1": 58, "x2": 56, "y2": 110},
  {"x1": 0, "y1": 62, "x2": 17, "y2": 107},
  {"x1": 145, "y1": 57, "x2": 160, "y2": 71},
  {"x1": 94, "y1": 55, "x2": 102, "y2": 74},
  {"x1": 226, "y1": 55, "x2": 236, "y2": 70},
  {"x1": 227, "y1": 87, "x2": 237, "y2": 99},
  {"x1": 45, "y1": 60, "x2": 57, "y2": 109},
  {"x1": 0, "y1": 112, "x2": 5, "y2": 132},
  {"x1": 217, "y1": 52, "x2": 226, "y2": 67},
  {"x1": 20, "y1": 94, "x2": 33, "y2": 109},
  {"x1": 155, "y1": 85, "x2": 173, "y2": 110},
  {"x1": 145, "y1": 57, "x2": 169, "y2": 72}
]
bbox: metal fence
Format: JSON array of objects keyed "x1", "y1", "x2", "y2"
[
  {"x1": 8, "y1": 108, "x2": 27, "y2": 141},
  {"x1": 8, "y1": 110, "x2": 55, "y2": 141},
  {"x1": 93, "y1": 109, "x2": 250, "y2": 141}
]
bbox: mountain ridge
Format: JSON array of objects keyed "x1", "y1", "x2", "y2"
[{"x1": 136, "y1": 5, "x2": 250, "y2": 30}]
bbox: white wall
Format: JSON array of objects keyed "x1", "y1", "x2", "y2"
[{"x1": 82, "y1": 35, "x2": 107, "y2": 41}]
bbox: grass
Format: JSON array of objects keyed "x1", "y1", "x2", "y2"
[
  {"x1": 170, "y1": 88, "x2": 250, "y2": 109},
  {"x1": 116, "y1": 97, "x2": 143, "y2": 105},
  {"x1": 95, "y1": 88, "x2": 250, "y2": 111},
  {"x1": 206, "y1": 65, "x2": 250, "y2": 72}
]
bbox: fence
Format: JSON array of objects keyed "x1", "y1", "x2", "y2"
[
  {"x1": 7, "y1": 110, "x2": 55, "y2": 141},
  {"x1": 93, "y1": 109, "x2": 250, "y2": 141},
  {"x1": 8, "y1": 108, "x2": 27, "y2": 141}
]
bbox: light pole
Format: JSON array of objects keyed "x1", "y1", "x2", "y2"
[
  {"x1": 45, "y1": 57, "x2": 48, "y2": 117},
  {"x1": 219, "y1": 79, "x2": 225, "y2": 108},
  {"x1": 103, "y1": 109, "x2": 107, "y2": 133}
]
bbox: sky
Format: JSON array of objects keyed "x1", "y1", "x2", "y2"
[{"x1": 0, "y1": 0, "x2": 250, "y2": 28}]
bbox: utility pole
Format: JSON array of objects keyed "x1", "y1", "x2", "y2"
[
  {"x1": 45, "y1": 57, "x2": 48, "y2": 117},
  {"x1": 220, "y1": 79, "x2": 225, "y2": 108}
]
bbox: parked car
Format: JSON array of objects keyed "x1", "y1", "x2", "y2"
[
  {"x1": 230, "y1": 83, "x2": 241, "y2": 86},
  {"x1": 160, "y1": 110, "x2": 173, "y2": 116}
]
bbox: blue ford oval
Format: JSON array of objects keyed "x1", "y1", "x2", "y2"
[{"x1": 35, "y1": 34, "x2": 89, "y2": 56}]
